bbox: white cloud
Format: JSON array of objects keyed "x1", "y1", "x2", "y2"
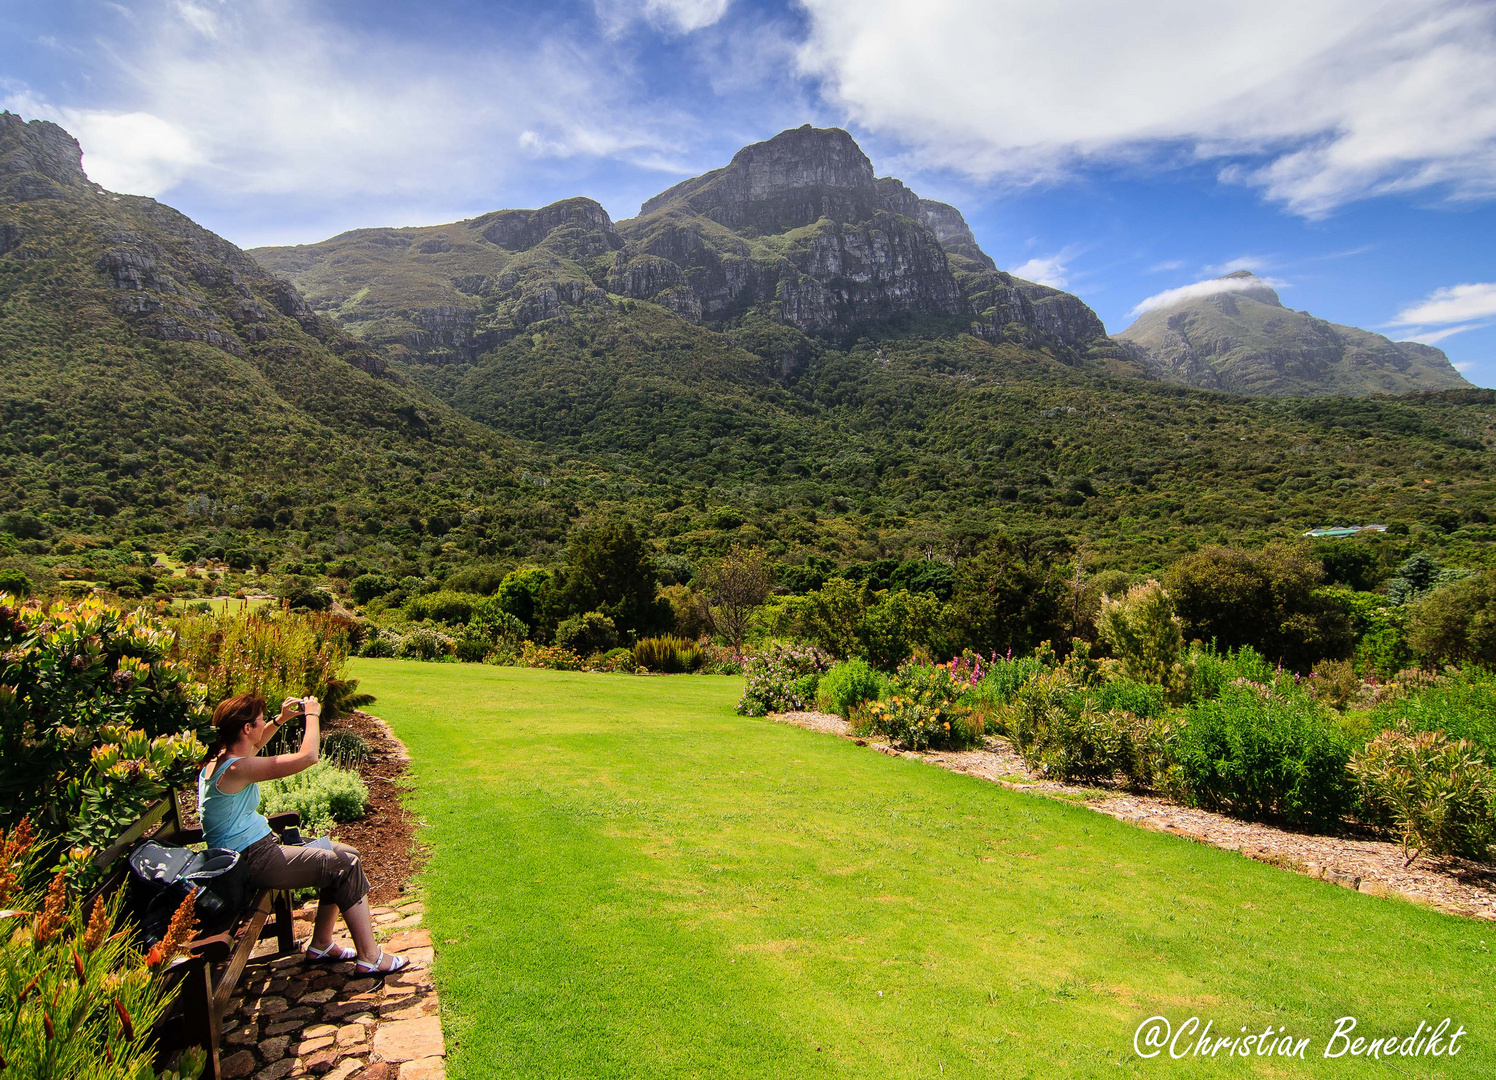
[
  {"x1": 7, "y1": 0, "x2": 680, "y2": 205},
  {"x1": 1011, "y1": 254, "x2": 1070, "y2": 288},
  {"x1": 1392, "y1": 282, "x2": 1496, "y2": 326},
  {"x1": 1129, "y1": 275, "x2": 1289, "y2": 318},
  {"x1": 1147, "y1": 260, "x2": 1184, "y2": 274},
  {"x1": 796, "y1": 0, "x2": 1496, "y2": 214}
]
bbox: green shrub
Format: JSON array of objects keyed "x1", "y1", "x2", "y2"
[
  {"x1": 176, "y1": 609, "x2": 373, "y2": 725},
  {"x1": 1368, "y1": 668, "x2": 1496, "y2": 758},
  {"x1": 320, "y1": 730, "x2": 371, "y2": 770},
  {"x1": 1410, "y1": 570, "x2": 1496, "y2": 667},
  {"x1": 972, "y1": 652, "x2": 1048, "y2": 709},
  {"x1": 1094, "y1": 678, "x2": 1166, "y2": 720},
  {"x1": 1171, "y1": 685, "x2": 1352, "y2": 827},
  {"x1": 360, "y1": 632, "x2": 397, "y2": 658},
  {"x1": 398, "y1": 627, "x2": 454, "y2": 661},
  {"x1": 555, "y1": 611, "x2": 618, "y2": 656},
  {"x1": 350, "y1": 573, "x2": 395, "y2": 605},
  {"x1": 403, "y1": 590, "x2": 482, "y2": 625},
  {"x1": 1001, "y1": 671, "x2": 1144, "y2": 782},
  {"x1": 596, "y1": 647, "x2": 637, "y2": 672},
  {"x1": 633, "y1": 635, "x2": 704, "y2": 673},
  {"x1": 0, "y1": 569, "x2": 32, "y2": 597},
  {"x1": 259, "y1": 762, "x2": 370, "y2": 837},
  {"x1": 1351, "y1": 728, "x2": 1496, "y2": 866},
  {"x1": 1096, "y1": 580, "x2": 1184, "y2": 689},
  {"x1": 818, "y1": 658, "x2": 884, "y2": 718}
]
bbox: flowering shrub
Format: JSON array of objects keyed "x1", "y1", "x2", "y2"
[
  {"x1": 1, "y1": 595, "x2": 207, "y2": 874},
  {"x1": 736, "y1": 643, "x2": 831, "y2": 716},
  {"x1": 520, "y1": 642, "x2": 585, "y2": 671},
  {"x1": 853, "y1": 661, "x2": 982, "y2": 750},
  {"x1": 700, "y1": 644, "x2": 746, "y2": 675},
  {"x1": 0, "y1": 819, "x2": 207, "y2": 1079},
  {"x1": 1351, "y1": 727, "x2": 1495, "y2": 865},
  {"x1": 397, "y1": 627, "x2": 454, "y2": 662}
]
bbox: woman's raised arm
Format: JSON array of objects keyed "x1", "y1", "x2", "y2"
[{"x1": 222, "y1": 697, "x2": 322, "y2": 786}]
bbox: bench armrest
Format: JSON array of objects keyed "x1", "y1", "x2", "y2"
[
  {"x1": 269, "y1": 812, "x2": 301, "y2": 835},
  {"x1": 186, "y1": 933, "x2": 234, "y2": 965}
]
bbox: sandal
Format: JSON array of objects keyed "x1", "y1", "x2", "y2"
[
  {"x1": 354, "y1": 948, "x2": 410, "y2": 976},
  {"x1": 305, "y1": 941, "x2": 358, "y2": 963}
]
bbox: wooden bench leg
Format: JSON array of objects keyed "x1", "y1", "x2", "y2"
[
  {"x1": 181, "y1": 957, "x2": 221, "y2": 1080},
  {"x1": 274, "y1": 890, "x2": 296, "y2": 954}
]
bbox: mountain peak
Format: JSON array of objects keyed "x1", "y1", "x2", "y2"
[
  {"x1": 638, "y1": 125, "x2": 877, "y2": 229},
  {"x1": 0, "y1": 112, "x2": 91, "y2": 201}
]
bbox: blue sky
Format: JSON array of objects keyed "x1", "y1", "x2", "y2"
[{"x1": 4, "y1": 0, "x2": 1495, "y2": 384}]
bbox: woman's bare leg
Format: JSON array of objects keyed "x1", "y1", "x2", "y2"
[
  {"x1": 340, "y1": 898, "x2": 405, "y2": 968},
  {"x1": 309, "y1": 902, "x2": 340, "y2": 951}
]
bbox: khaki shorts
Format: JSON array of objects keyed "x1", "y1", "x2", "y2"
[{"x1": 239, "y1": 835, "x2": 370, "y2": 912}]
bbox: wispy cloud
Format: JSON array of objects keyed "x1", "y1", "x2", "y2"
[
  {"x1": 1398, "y1": 322, "x2": 1491, "y2": 346},
  {"x1": 4, "y1": 0, "x2": 699, "y2": 209},
  {"x1": 1129, "y1": 274, "x2": 1288, "y2": 318},
  {"x1": 797, "y1": 0, "x2": 1496, "y2": 215},
  {"x1": 1147, "y1": 259, "x2": 1184, "y2": 273},
  {"x1": 1204, "y1": 255, "x2": 1273, "y2": 276},
  {"x1": 1391, "y1": 282, "x2": 1496, "y2": 326}
]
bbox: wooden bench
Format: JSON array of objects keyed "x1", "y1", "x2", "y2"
[{"x1": 87, "y1": 788, "x2": 302, "y2": 1080}]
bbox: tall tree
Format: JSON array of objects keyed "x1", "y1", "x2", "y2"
[
  {"x1": 697, "y1": 546, "x2": 774, "y2": 648},
  {"x1": 553, "y1": 520, "x2": 668, "y2": 639}
]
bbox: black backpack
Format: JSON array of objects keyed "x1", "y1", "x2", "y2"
[{"x1": 127, "y1": 840, "x2": 250, "y2": 943}]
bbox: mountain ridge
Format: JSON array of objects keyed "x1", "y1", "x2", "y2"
[{"x1": 1118, "y1": 270, "x2": 1471, "y2": 397}]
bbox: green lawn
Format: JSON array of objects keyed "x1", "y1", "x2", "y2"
[{"x1": 352, "y1": 660, "x2": 1492, "y2": 1078}]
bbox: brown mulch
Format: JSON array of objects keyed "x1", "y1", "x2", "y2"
[
  {"x1": 772, "y1": 710, "x2": 1496, "y2": 921},
  {"x1": 325, "y1": 710, "x2": 418, "y2": 906}
]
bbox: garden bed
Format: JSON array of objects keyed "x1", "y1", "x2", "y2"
[
  {"x1": 773, "y1": 710, "x2": 1496, "y2": 921},
  {"x1": 325, "y1": 710, "x2": 419, "y2": 906}
]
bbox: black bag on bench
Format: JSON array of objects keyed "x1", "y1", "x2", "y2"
[{"x1": 128, "y1": 841, "x2": 250, "y2": 943}]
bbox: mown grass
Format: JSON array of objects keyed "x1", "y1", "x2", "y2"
[{"x1": 353, "y1": 659, "x2": 1493, "y2": 1078}]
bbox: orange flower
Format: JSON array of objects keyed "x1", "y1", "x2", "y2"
[
  {"x1": 32, "y1": 870, "x2": 67, "y2": 948},
  {"x1": 113, "y1": 997, "x2": 134, "y2": 1041},
  {"x1": 0, "y1": 817, "x2": 36, "y2": 907},
  {"x1": 153, "y1": 887, "x2": 198, "y2": 967},
  {"x1": 83, "y1": 896, "x2": 111, "y2": 952}
]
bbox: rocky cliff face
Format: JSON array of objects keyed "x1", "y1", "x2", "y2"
[
  {"x1": 613, "y1": 125, "x2": 1107, "y2": 347},
  {"x1": 1116, "y1": 271, "x2": 1472, "y2": 396},
  {"x1": 0, "y1": 112, "x2": 93, "y2": 201},
  {"x1": 254, "y1": 125, "x2": 1112, "y2": 362}
]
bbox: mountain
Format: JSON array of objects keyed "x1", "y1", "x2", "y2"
[
  {"x1": 252, "y1": 126, "x2": 1116, "y2": 370},
  {"x1": 1116, "y1": 271, "x2": 1472, "y2": 397},
  {"x1": 0, "y1": 111, "x2": 574, "y2": 563},
  {"x1": 3, "y1": 111, "x2": 1496, "y2": 589}
]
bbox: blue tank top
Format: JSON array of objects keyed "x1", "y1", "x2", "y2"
[{"x1": 198, "y1": 756, "x2": 274, "y2": 852}]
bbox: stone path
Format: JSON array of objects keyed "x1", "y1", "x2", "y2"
[{"x1": 217, "y1": 896, "x2": 445, "y2": 1080}]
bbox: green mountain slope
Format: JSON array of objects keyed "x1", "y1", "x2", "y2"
[
  {"x1": 0, "y1": 111, "x2": 583, "y2": 563},
  {"x1": 1117, "y1": 271, "x2": 1471, "y2": 397}
]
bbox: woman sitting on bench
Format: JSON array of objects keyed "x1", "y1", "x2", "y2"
[{"x1": 199, "y1": 693, "x2": 409, "y2": 975}]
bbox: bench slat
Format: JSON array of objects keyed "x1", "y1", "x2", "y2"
[{"x1": 91, "y1": 796, "x2": 173, "y2": 870}]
